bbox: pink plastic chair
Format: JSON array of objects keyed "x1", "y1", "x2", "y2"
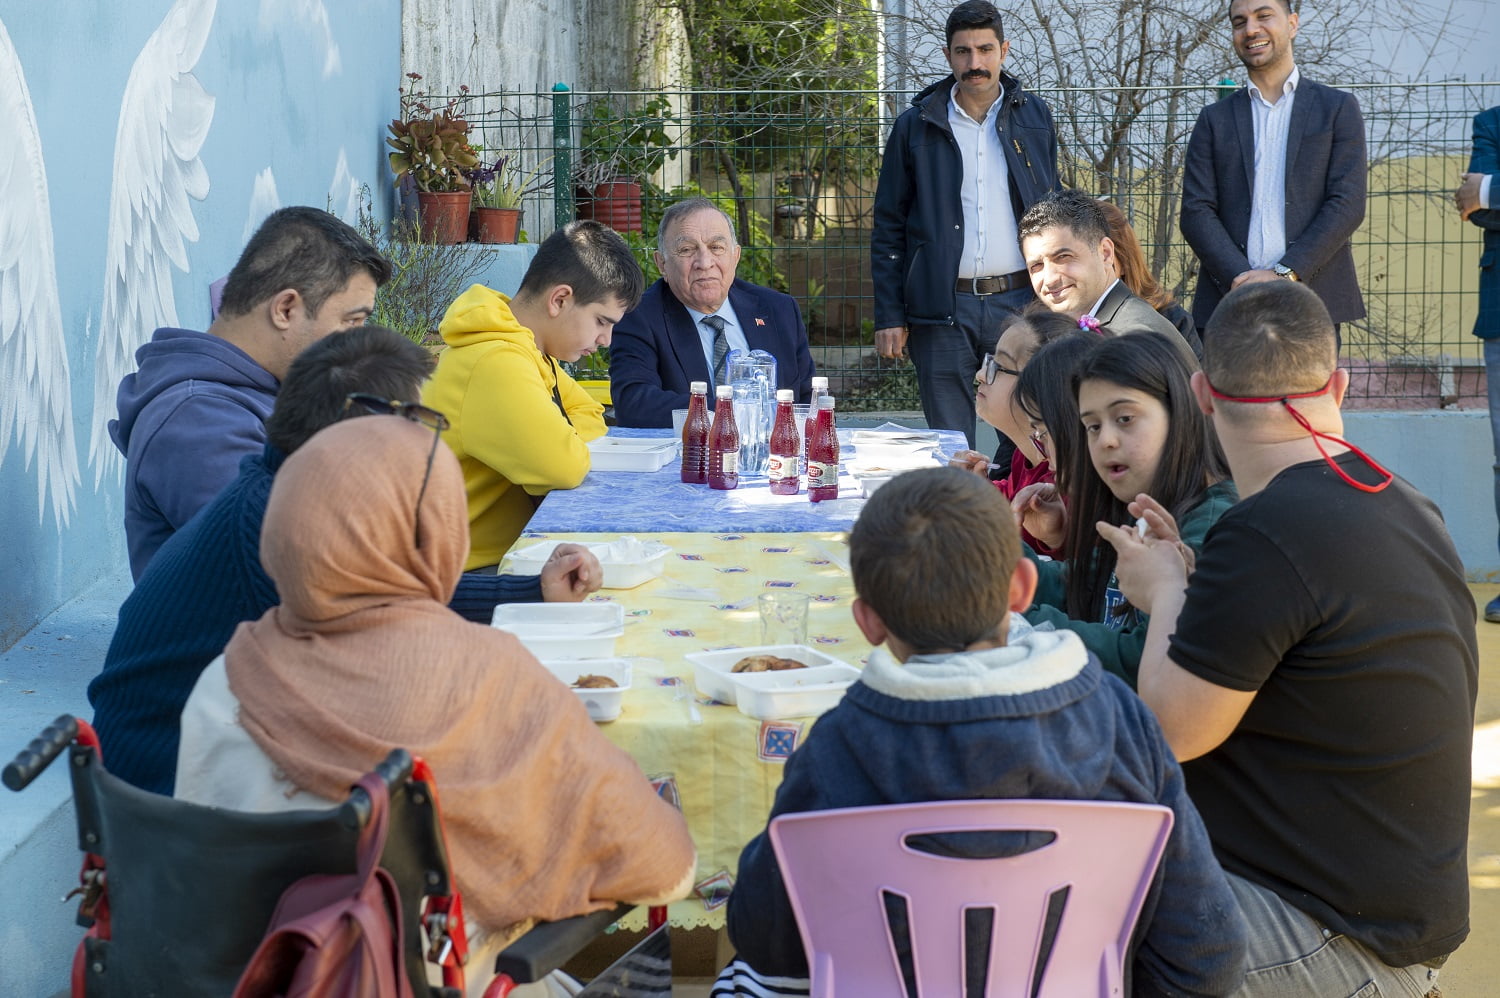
[{"x1": 768, "y1": 799, "x2": 1174, "y2": 998}]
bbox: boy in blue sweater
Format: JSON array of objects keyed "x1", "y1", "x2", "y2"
[{"x1": 714, "y1": 466, "x2": 1246, "y2": 998}]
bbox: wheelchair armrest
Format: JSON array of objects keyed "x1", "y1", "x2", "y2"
[{"x1": 491, "y1": 902, "x2": 633, "y2": 983}]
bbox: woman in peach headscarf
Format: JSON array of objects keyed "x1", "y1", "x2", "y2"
[{"x1": 175, "y1": 411, "x2": 695, "y2": 993}]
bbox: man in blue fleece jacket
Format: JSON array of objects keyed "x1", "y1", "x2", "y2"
[
  {"x1": 111, "y1": 207, "x2": 391, "y2": 580},
  {"x1": 713, "y1": 466, "x2": 1246, "y2": 998},
  {"x1": 91, "y1": 325, "x2": 600, "y2": 794}
]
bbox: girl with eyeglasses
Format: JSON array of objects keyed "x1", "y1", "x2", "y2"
[
  {"x1": 1018, "y1": 332, "x2": 1237, "y2": 687},
  {"x1": 949, "y1": 309, "x2": 1079, "y2": 552}
]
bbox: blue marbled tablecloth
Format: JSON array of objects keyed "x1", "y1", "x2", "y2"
[{"x1": 526, "y1": 424, "x2": 969, "y2": 534}]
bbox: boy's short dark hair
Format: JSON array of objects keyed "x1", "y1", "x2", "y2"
[
  {"x1": 946, "y1": 0, "x2": 1005, "y2": 46},
  {"x1": 1203, "y1": 282, "x2": 1337, "y2": 398},
  {"x1": 849, "y1": 466, "x2": 1019, "y2": 655},
  {"x1": 265, "y1": 325, "x2": 434, "y2": 455},
  {"x1": 1018, "y1": 189, "x2": 1110, "y2": 247},
  {"x1": 518, "y1": 220, "x2": 645, "y2": 312},
  {"x1": 219, "y1": 207, "x2": 391, "y2": 319}
]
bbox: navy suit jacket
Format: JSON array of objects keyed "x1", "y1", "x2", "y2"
[
  {"x1": 1180, "y1": 78, "x2": 1367, "y2": 328},
  {"x1": 610, "y1": 278, "x2": 816, "y2": 428},
  {"x1": 1468, "y1": 105, "x2": 1500, "y2": 339}
]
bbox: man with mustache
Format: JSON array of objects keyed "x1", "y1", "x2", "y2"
[
  {"x1": 871, "y1": 0, "x2": 1058, "y2": 448},
  {"x1": 1180, "y1": 0, "x2": 1367, "y2": 345}
]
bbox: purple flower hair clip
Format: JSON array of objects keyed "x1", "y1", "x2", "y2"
[{"x1": 1078, "y1": 314, "x2": 1103, "y2": 334}]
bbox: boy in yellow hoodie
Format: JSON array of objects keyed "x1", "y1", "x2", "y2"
[{"x1": 425, "y1": 220, "x2": 645, "y2": 568}]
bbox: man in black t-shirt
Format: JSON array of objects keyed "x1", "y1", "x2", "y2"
[{"x1": 1098, "y1": 281, "x2": 1476, "y2": 997}]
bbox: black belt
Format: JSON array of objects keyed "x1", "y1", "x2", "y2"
[{"x1": 956, "y1": 271, "x2": 1029, "y2": 295}]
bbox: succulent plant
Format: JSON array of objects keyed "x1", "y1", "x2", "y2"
[{"x1": 387, "y1": 74, "x2": 480, "y2": 193}]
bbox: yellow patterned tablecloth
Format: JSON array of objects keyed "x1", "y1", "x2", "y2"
[{"x1": 503, "y1": 530, "x2": 871, "y2": 931}]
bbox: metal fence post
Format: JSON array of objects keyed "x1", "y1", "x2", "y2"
[
  {"x1": 1217, "y1": 77, "x2": 1237, "y2": 100},
  {"x1": 553, "y1": 83, "x2": 574, "y2": 229}
]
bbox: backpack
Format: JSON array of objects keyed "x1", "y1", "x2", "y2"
[{"x1": 232, "y1": 772, "x2": 415, "y2": 998}]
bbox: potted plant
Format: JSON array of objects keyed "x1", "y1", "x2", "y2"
[
  {"x1": 466, "y1": 154, "x2": 551, "y2": 244},
  {"x1": 387, "y1": 74, "x2": 480, "y2": 245},
  {"x1": 575, "y1": 95, "x2": 679, "y2": 233}
]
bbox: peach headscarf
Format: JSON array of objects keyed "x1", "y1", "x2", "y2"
[{"x1": 225, "y1": 415, "x2": 694, "y2": 933}]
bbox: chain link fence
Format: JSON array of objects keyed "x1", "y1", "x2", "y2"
[{"x1": 453, "y1": 80, "x2": 1500, "y2": 409}]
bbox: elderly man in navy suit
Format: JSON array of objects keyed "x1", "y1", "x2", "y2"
[
  {"x1": 1459, "y1": 105, "x2": 1500, "y2": 621},
  {"x1": 1180, "y1": 0, "x2": 1366, "y2": 341},
  {"x1": 610, "y1": 198, "x2": 815, "y2": 427}
]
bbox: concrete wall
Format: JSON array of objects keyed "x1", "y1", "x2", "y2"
[
  {"x1": 401, "y1": 0, "x2": 683, "y2": 99},
  {"x1": 1346, "y1": 409, "x2": 1497, "y2": 580},
  {"x1": 0, "y1": 1, "x2": 402, "y2": 651}
]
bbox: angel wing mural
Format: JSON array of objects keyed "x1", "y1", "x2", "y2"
[
  {"x1": 0, "y1": 19, "x2": 80, "y2": 527},
  {"x1": 88, "y1": 0, "x2": 217, "y2": 487}
]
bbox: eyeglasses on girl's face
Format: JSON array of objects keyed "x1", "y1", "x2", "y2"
[
  {"x1": 979, "y1": 353, "x2": 1023, "y2": 386},
  {"x1": 342, "y1": 393, "x2": 451, "y2": 548}
]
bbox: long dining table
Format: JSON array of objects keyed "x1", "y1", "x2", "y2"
[{"x1": 502, "y1": 425, "x2": 966, "y2": 931}]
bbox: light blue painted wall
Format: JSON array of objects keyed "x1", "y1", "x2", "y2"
[{"x1": 0, "y1": 1, "x2": 402, "y2": 649}]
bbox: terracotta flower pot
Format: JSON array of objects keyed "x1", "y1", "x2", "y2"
[
  {"x1": 470, "y1": 206, "x2": 522, "y2": 244},
  {"x1": 415, "y1": 190, "x2": 472, "y2": 245},
  {"x1": 575, "y1": 180, "x2": 643, "y2": 233}
]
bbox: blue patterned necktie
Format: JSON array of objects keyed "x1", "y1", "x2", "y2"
[{"x1": 702, "y1": 314, "x2": 729, "y2": 387}]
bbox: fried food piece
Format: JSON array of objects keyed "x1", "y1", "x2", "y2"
[
  {"x1": 572, "y1": 674, "x2": 619, "y2": 689},
  {"x1": 731, "y1": 655, "x2": 807, "y2": 673}
]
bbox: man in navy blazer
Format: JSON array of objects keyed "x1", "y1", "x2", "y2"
[
  {"x1": 611, "y1": 198, "x2": 815, "y2": 428},
  {"x1": 1180, "y1": 0, "x2": 1366, "y2": 336},
  {"x1": 1458, "y1": 105, "x2": 1500, "y2": 621}
]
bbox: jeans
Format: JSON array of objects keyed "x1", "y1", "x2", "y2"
[
  {"x1": 1227, "y1": 874, "x2": 1441, "y2": 998},
  {"x1": 908, "y1": 287, "x2": 1032, "y2": 448},
  {"x1": 1486, "y1": 338, "x2": 1500, "y2": 562}
]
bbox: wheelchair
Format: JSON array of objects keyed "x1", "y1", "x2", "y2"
[{"x1": 5, "y1": 715, "x2": 669, "y2": 998}]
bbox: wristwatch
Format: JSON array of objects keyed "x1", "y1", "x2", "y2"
[{"x1": 1273, "y1": 263, "x2": 1300, "y2": 281}]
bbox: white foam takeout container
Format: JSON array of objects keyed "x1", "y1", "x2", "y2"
[
  {"x1": 540, "y1": 658, "x2": 632, "y2": 722},
  {"x1": 685, "y1": 644, "x2": 854, "y2": 707},
  {"x1": 729, "y1": 663, "x2": 863, "y2": 720},
  {"x1": 506, "y1": 537, "x2": 671, "y2": 590},
  {"x1": 587, "y1": 436, "x2": 680, "y2": 472},
  {"x1": 491, "y1": 602, "x2": 624, "y2": 659},
  {"x1": 849, "y1": 429, "x2": 941, "y2": 467}
]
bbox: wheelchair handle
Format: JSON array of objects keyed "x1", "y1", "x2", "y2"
[
  {"x1": 340, "y1": 747, "x2": 414, "y2": 829},
  {"x1": 4, "y1": 714, "x2": 79, "y2": 792}
]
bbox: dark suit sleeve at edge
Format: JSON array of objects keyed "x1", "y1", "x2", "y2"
[
  {"x1": 1180, "y1": 105, "x2": 1251, "y2": 293},
  {"x1": 609, "y1": 307, "x2": 684, "y2": 428},
  {"x1": 1280, "y1": 90, "x2": 1367, "y2": 281}
]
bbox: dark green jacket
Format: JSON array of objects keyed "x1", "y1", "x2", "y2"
[{"x1": 1025, "y1": 480, "x2": 1239, "y2": 687}]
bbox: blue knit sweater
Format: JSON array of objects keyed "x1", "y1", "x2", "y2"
[
  {"x1": 720, "y1": 631, "x2": 1247, "y2": 998},
  {"x1": 89, "y1": 446, "x2": 543, "y2": 794}
]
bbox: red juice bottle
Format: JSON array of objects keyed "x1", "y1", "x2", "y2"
[
  {"x1": 708, "y1": 384, "x2": 740, "y2": 490},
  {"x1": 803, "y1": 376, "x2": 828, "y2": 473},
  {"x1": 807, "y1": 395, "x2": 840, "y2": 502},
  {"x1": 680, "y1": 380, "x2": 710, "y2": 484},
  {"x1": 768, "y1": 389, "x2": 800, "y2": 495}
]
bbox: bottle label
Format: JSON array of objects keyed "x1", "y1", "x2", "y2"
[
  {"x1": 808, "y1": 460, "x2": 837, "y2": 485},
  {"x1": 719, "y1": 451, "x2": 739, "y2": 474},
  {"x1": 768, "y1": 455, "x2": 790, "y2": 479}
]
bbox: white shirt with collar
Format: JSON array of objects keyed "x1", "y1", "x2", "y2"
[
  {"x1": 1087, "y1": 278, "x2": 1123, "y2": 319},
  {"x1": 949, "y1": 83, "x2": 1026, "y2": 280},
  {"x1": 1246, "y1": 66, "x2": 1300, "y2": 270},
  {"x1": 685, "y1": 299, "x2": 750, "y2": 389}
]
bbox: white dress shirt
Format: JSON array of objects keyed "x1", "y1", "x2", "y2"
[
  {"x1": 1246, "y1": 66, "x2": 1300, "y2": 270},
  {"x1": 949, "y1": 84, "x2": 1026, "y2": 279}
]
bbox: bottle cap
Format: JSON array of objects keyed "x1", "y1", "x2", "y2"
[
  {"x1": 776, "y1": 389, "x2": 794, "y2": 402},
  {"x1": 818, "y1": 395, "x2": 836, "y2": 410},
  {"x1": 811, "y1": 376, "x2": 829, "y2": 390},
  {"x1": 715, "y1": 385, "x2": 734, "y2": 399},
  {"x1": 690, "y1": 381, "x2": 708, "y2": 393}
]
